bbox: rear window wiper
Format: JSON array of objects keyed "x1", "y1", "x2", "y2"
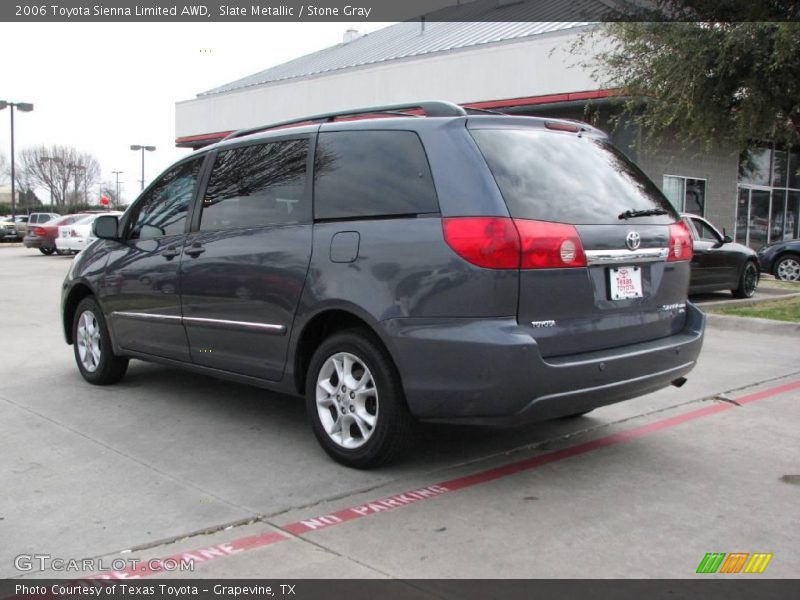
[{"x1": 618, "y1": 208, "x2": 669, "y2": 220}]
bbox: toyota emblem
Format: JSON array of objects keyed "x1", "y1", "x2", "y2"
[{"x1": 626, "y1": 231, "x2": 641, "y2": 250}]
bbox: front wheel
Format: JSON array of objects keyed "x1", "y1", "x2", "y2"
[
  {"x1": 732, "y1": 261, "x2": 759, "y2": 298},
  {"x1": 39, "y1": 247, "x2": 54, "y2": 255},
  {"x1": 306, "y1": 330, "x2": 415, "y2": 469},
  {"x1": 72, "y1": 297, "x2": 129, "y2": 385},
  {"x1": 774, "y1": 254, "x2": 800, "y2": 282}
]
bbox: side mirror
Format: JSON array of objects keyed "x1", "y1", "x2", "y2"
[
  {"x1": 93, "y1": 215, "x2": 120, "y2": 240},
  {"x1": 723, "y1": 235, "x2": 733, "y2": 244}
]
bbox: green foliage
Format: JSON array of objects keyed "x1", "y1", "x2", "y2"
[{"x1": 585, "y1": 21, "x2": 800, "y2": 151}]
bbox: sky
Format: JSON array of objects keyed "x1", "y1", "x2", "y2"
[{"x1": 0, "y1": 21, "x2": 391, "y2": 205}]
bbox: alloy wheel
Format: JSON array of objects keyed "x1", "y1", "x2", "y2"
[
  {"x1": 76, "y1": 310, "x2": 102, "y2": 372},
  {"x1": 776, "y1": 257, "x2": 800, "y2": 282},
  {"x1": 315, "y1": 352, "x2": 379, "y2": 449}
]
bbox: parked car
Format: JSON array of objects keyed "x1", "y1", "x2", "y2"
[
  {"x1": 0, "y1": 218, "x2": 20, "y2": 242},
  {"x1": 61, "y1": 101, "x2": 705, "y2": 468},
  {"x1": 682, "y1": 214, "x2": 760, "y2": 298},
  {"x1": 20, "y1": 212, "x2": 60, "y2": 238},
  {"x1": 757, "y1": 238, "x2": 800, "y2": 282},
  {"x1": 24, "y1": 214, "x2": 87, "y2": 255},
  {"x1": 56, "y1": 212, "x2": 123, "y2": 254}
]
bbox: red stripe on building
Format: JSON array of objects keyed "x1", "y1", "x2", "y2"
[{"x1": 464, "y1": 88, "x2": 618, "y2": 111}]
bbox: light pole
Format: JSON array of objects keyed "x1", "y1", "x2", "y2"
[
  {"x1": 0, "y1": 100, "x2": 34, "y2": 220},
  {"x1": 112, "y1": 170, "x2": 123, "y2": 206},
  {"x1": 71, "y1": 165, "x2": 86, "y2": 209},
  {"x1": 130, "y1": 144, "x2": 155, "y2": 191}
]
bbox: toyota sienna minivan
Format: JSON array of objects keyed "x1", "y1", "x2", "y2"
[{"x1": 61, "y1": 101, "x2": 705, "y2": 468}]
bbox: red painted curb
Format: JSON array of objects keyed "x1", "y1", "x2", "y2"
[{"x1": 93, "y1": 379, "x2": 800, "y2": 579}]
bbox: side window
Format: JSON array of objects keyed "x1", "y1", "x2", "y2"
[
  {"x1": 127, "y1": 159, "x2": 202, "y2": 240},
  {"x1": 200, "y1": 138, "x2": 310, "y2": 231},
  {"x1": 313, "y1": 130, "x2": 439, "y2": 220},
  {"x1": 692, "y1": 218, "x2": 720, "y2": 242}
]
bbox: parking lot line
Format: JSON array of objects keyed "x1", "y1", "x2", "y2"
[{"x1": 92, "y1": 378, "x2": 800, "y2": 579}]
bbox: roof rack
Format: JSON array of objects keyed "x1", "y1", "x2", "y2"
[{"x1": 221, "y1": 100, "x2": 467, "y2": 142}]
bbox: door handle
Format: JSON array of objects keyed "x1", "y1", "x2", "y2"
[
  {"x1": 185, "y1": 242, "x2": 206, "y2": 257},
  {"x1": 162, "y1": 245, "x2": 179, "y2": 260}
]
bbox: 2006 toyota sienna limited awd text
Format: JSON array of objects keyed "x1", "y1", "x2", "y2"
[{"x1": 61, "y1": 101, "x2": 705, "y2": 468}]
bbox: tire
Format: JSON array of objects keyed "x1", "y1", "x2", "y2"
[
  {"x1": 732, "y1": 261, "x2": 759, "y2": 298},
  {"x1": 774, "y1": 254, "x2": 800, "y2": 282},
  {"x1": 39, "y1": 247, "x2": 54, "y2": 255},
  {"x1": 305, "y1": 330, "x2": 415, "y2": 469},
  {"x1": 72, "y1": 297, "x2": 129, "y2": 385}
]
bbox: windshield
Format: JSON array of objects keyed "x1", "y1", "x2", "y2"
[{"x1": 471, "y1": 128, "x2": 678, "y2": 225}]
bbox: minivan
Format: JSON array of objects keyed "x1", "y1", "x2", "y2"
[{"x1": 61, "y1": 101, "x2": 704, "y2": 468}]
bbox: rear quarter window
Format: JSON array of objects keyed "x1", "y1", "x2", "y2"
[
  {"x1": 471, "y1": 128, "x2": 677, "y2": 225},
  {"x1": 313, "y1": 130, "x2": 439, "y2": 220}
]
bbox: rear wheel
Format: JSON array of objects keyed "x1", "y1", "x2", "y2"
[
  {"x1": 774, "y1": 254, "x2": 800, "y2": 282},
  {"x1": 305, "y1": 330, "x2": 415, "y2": 468},
  {"x1": 39, "y1": 247, "x2": 54, "y2": 255},
  {"x1": 72, "y1": 297, "x2": 129, "y2": 385},
  {"x1": 732, "y1": 261, "x2": 759, "y2": 298}
]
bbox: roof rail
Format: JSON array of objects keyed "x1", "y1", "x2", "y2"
[{"x1": 221, "y1": 100, "x2": 467, "y2": 142}]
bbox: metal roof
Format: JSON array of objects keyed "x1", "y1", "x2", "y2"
[{"x1": 199, "y1": 19, "x2": 594, "y2": 98}]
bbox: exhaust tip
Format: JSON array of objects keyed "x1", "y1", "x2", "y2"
[{"x1": 671, "y1": 377, "x2": 688, "y2": 388}]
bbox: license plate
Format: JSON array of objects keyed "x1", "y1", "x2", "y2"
[{"x1": 609, "y1": 266, "x2": 643, "y2": 300}]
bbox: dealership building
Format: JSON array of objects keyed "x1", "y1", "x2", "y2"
[{"x1": 175, "y1": 19, "x2": 799, "y2": 249}]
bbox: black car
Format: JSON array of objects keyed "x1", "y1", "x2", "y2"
[
  {"x1": 682, "y1": 214, "x2": 759, "y2": 298},
  {"x1": 757, "y1": 238, "x2": 800, "y2": 282},
  {"x1": 61, "y1": 101, "x2": 705, "y2": 468}
]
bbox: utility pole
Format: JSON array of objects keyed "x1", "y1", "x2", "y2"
[{"x1": 112, "y1": 170, "x2": 123, "y2": 206}]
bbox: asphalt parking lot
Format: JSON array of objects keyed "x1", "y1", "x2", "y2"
[{"x1": 1, "y1": 245, "x2": 798, "y2": 579}]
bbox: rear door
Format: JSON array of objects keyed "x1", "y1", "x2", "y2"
[
  {"x1": 470, "y1": 125, "x2": 692, "y2": 358},
  {"x1": 179, "y1": 136, "x2": 313, "y2": 381}
]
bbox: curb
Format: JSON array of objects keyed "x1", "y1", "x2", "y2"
[
  {"x1": 697, "y1": 290, "x2": 800, "y2": 310},
  {"x1": 704, "y1": 313, "x2": 800, "y2": 337}
]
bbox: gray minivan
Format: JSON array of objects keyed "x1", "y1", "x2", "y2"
[{"x1": 61, "y1": 101, "x2": 704, "y2": 468}]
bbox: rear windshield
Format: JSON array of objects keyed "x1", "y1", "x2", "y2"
[{"x1": 471, "y1": 129, "x2": 677, "y2": 225}]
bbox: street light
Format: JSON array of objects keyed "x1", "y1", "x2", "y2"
[
  {"x1": 130, "y1": 144, "x2": 155, "y2": 191},
  {"x1": 0, "y1": 100, "x2": 34, "y2": 221},
  {"x1": 71, "y1": 164, "x2": 86, "y2": 208},
  {"x1": 112, "y1": 170, "x2": 123, "y2": 206}
]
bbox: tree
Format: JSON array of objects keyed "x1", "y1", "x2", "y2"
[
  {"x1": 17, "y1": 145, "x2": 101, "y2": 209},
  {"x1": 0, "y1": 151, "x2": 8, "y2": 186},
  {"x1": 582, "y1": 20, "x2": 800, "y2": 152}
]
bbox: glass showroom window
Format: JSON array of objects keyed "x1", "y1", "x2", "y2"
[
  {"x1": 737, "y1": 144, "x2": 800, "y2": 248},
  {"x1": 662, "y1": 175, "x2": 706, "y2": 216}
]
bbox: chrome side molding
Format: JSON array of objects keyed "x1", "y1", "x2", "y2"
[{"x1": 112, "y1": 312, "x2": 286, "y2": 335}]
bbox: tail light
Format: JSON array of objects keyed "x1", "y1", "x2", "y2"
[
  {"x1": 34, "y1": 227, "x2": 47, "y2": 236},
  {"x1": 442, "y1": 217, "x2": 520, "y2": 269},
  {"x1": 442, "y1": 217, "x2": 586, "y2": 270},
  {"x1": 514, "y1": 220, "x2": 586, "y2": 268},
  {"x1": 668, "y1": 222, "x2": 694, "y2": 262}
]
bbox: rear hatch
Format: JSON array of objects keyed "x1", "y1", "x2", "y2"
[{"x1": 470, "y1": 124, "x2": 693, "y2": 358}]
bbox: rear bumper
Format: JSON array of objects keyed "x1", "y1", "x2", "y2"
[
  {"x1": 24, "y1": 237, "x2": 51, "y2": 249},
  {"x1": 56, "y1": 237, "x2": 84, "y2": 251},
  {"x1": 380, "y1": 302, "x2": 705, "y2": 425}
]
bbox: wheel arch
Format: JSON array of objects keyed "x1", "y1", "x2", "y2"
[
  {"x1": 63, "y1": 282, "x2": 96, "y2": 344},
  {"x1": 773, "y1": 250, "x2": 800, "y2": 275},
  {"x1": 292, "y1": 308, "x2": 394, "y2": 397}
]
